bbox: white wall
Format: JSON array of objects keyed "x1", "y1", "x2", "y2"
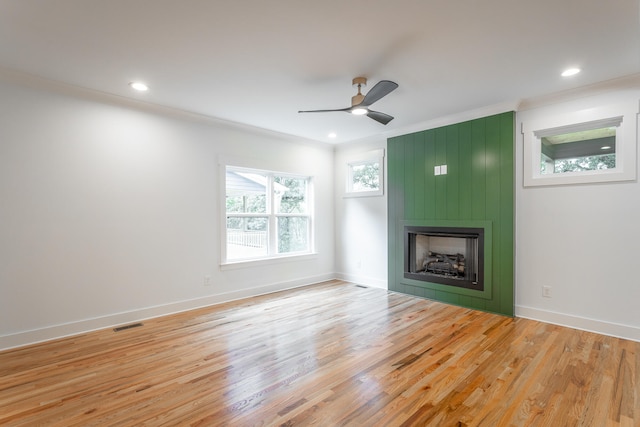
[
  {"x1": 4, "y1": 68, "x2": 639, "y2": 350},
  {"x1": 515, "y1": 78, "x2": 640, "y2": 342},
  {"x1": 0, "y1": 72, "x2": 335, "y2": 350},
  {"x1": 333, "y1": 139, "x2": 388, "y2": 288}
]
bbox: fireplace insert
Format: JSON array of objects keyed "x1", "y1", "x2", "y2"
[{"x1": 404, "y1": 226, "x2": 484, "y2": 291}]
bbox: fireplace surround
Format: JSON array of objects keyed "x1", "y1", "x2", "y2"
[{"x1": 388, "y1": 111, "x2": 514, "y2": 316}]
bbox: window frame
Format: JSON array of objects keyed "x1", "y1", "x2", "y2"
[
  {"x1": 221, "y1": 162, "x2": 315, "y2": 267},
  {"x1": 344, "y1": 149, "x2": 384, "y2": 197},
  {"x1": 537, "y1": 116, "x2": 620, "y2": 176},
  {"x1": 522, "y1": 103, "x2": 638, "y2": 187}
]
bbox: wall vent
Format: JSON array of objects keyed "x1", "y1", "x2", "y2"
[{"x1": 113, "y1": 322, "x2": 144, "y2": 332}]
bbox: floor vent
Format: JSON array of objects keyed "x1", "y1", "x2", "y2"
[
  {"x1": 113, "y1": 322, "x2": 144, "y2": 332},
  {"x1": 355, "y1": 285, "x2": 368, "y2": 289}
]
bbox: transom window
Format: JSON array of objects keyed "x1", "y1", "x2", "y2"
[
  {"x1": 538, "y1": 118, "x2": 620, "y2": 175},
  {"x1": 523, "y1": 112, "x2": 635, "y2": 187},
  {"x1": 224, "y1": 166, "x2": 312, "y2": 263}
]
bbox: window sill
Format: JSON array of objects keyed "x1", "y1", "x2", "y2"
[
  {"x1": 343, "y1": 190, "x2": 384, "y2": 198},
  {"x1": 220, "y1": 252, "x2": 318, "y2": 270},
  {"x1": 524, "y1": 167, "x2": 633, "y2": 187}
]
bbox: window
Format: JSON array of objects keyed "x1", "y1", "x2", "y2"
[
  {"x1": 345, "y1": 149, "x2": 384, "y2": 197},
  {"x1": 224, "y1": 166, "x2": 312, "y2": 263},
  {"x1": 538, "y1": 117, "x2": 620, "y2": 176},
  {"x1": 523, "y1": 111, "x2": 636, "y2": 187}
]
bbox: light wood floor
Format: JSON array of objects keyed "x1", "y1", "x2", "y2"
[{"x1": 1, "y1": 280, "x2": 638, "y2": 426}]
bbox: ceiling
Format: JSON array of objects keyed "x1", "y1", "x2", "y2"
[{"x1": 1, "y1": 0, "x2": 638, "y2": 144}]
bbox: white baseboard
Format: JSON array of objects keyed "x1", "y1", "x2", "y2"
[
  {"x1": 334, "y1": 272, "x2": 388, "y2": 289},
  {"x1": 0, "y1": 274, "x2": 335, "y2": 351},
  {"x1": 8, "y1": 280, "x2": 635, "y2": 351},
  {"x1": 516, "y1": 305, "x2": 640, "y2": 343}
]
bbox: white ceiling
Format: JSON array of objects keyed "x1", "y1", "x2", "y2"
[{"x1": 1, "y1": 0, "x2": 639, "y2": 144}]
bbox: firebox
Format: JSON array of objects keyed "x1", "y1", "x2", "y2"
[{"x1": 404, "y1": 226, "x2": 484, "y2": 291}]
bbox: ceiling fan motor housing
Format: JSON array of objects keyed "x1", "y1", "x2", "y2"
[{"x1": 352, "y1": 77, "x2": 367, "y2": 87}]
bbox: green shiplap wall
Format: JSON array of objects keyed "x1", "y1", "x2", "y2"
[{"x1": 388, "y1": 112, "x2": 514, "y2": 316}]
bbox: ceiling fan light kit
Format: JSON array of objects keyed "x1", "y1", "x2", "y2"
[{"x1": 299, "y1": 77, "x2": 398, "y2": 125}]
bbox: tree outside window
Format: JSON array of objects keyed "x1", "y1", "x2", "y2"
[
  {"x1": 345, "y1": 150, "x2": 384, "y2": 197},
  {"x1": 350, "y1": 162, "x2": 380, "y2": 192}
]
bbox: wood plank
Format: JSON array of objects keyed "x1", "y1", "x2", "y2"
[
  {"x1": 435, "y1": 127, "x2": 447, "y2": 220},
  {"x1": 413, "y1": 132, "x2": 426, "y2": 220},
  {"x1": 424, "y1": 130, "x2": 436, "y2": 220},
  {"x1": 458, "y1": 120, "x2": 473, "y2": 219},
  {"x1": 471, "y1": 117, "x2": 487, "y2": 221},
  {"x1": 1, "y1": 280, "x2": 637, "y2": 426},
  {"x1": 404, "y1": 134, "x2": 416, "y2": 219},
  {"x1": 387, "y1": 137, "x2": 402, "y2": 291},
  {"x1": 499, "y1": 111, "x2": 515, "y2": 315},
  {"x1": 446, "y1": 123, "x2": 460, "y2": 220},
  {"x1": 484, "y1": 114, "x2": 503, "y2": 315}
]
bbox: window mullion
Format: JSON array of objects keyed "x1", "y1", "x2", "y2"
[{"x1": 267, "y1": 174, "x2": 277, "y2": 255}]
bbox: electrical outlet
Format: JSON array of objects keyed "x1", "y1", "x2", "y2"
[
  {"x1": 204, "y1": 275, "x2": 212, "y2": 286},
  {"x1": 542, "y1": 286, "x2": 552, "y2": 298}
]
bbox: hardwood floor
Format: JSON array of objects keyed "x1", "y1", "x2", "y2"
[{"x1": 1, "y1": 280, "x2": 638, "y2": 426}]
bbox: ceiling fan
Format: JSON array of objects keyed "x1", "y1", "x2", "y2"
[{"x1": 298, "y1": 77, "x2": 398, "y2": 125}]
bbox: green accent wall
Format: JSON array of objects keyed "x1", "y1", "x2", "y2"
[{"x1": 388, "y1": 111, "x2": 514, "y2": 316}]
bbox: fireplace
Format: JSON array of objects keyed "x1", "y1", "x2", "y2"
[{"x1": 404, "y1": 226, "x2": 484, "y2": 291}]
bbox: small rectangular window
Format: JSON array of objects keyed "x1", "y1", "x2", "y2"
[
  {"x1": 523, "y1": 114, "x2": 635, "y2": 187},
  {"x1": 539, "y1": 121, "x2": 618, "y2": 175},
  {"x1": 349, "y1": 161, "x2": 380, "y2": 192},
  {"x1": 225, "y1": 166, "x2": 312, "y2": 263},
  {"x1": 345, "y1": 149, "x2": 384, "y2": 197}
]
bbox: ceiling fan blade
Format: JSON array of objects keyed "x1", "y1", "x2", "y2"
[
  {"x1": 361, "y1": 80, "x2": 398, "y2": 107},
  {"x1": 367, "y1": 110, "x2": 394, "y2": 125},
  {"x1": 298, "y1": 108, "x2": 350, "y2": 113}
]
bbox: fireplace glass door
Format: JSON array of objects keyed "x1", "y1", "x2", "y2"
[{"x1": 404, "y1": 226, "x2": 484, "y2": 291}]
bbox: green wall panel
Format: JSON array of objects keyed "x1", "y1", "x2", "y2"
[{"x1": 388, "y1": 111, "x2": 515, "y2": 316}]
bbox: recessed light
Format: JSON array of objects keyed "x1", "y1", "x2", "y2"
[
  {"x1": 561, "y1": 68, "x2": 581, "y2": 77},
  {"x1": 328, "y1": 132, "x2": 337, "y2": 139},
  {"x1": 601, "y1": 145, "x2": 611, "y2": 150},
  {"x1": 129, "y1": 81, "x2": 149, "y2": 91}
]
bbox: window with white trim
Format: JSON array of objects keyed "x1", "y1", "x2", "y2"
[
  {"x1": 345, "y1": 149, "x2": 384, "y2": 197},
  {"x1": 522, "y1": 106, "x2": 637, "y2": 187},
  {"x1": 537, "y1": 117, "x2": 621, "y2": 176},
  {"x1": 224, "y1": 166, "x2": 312, "y2": 262}
]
